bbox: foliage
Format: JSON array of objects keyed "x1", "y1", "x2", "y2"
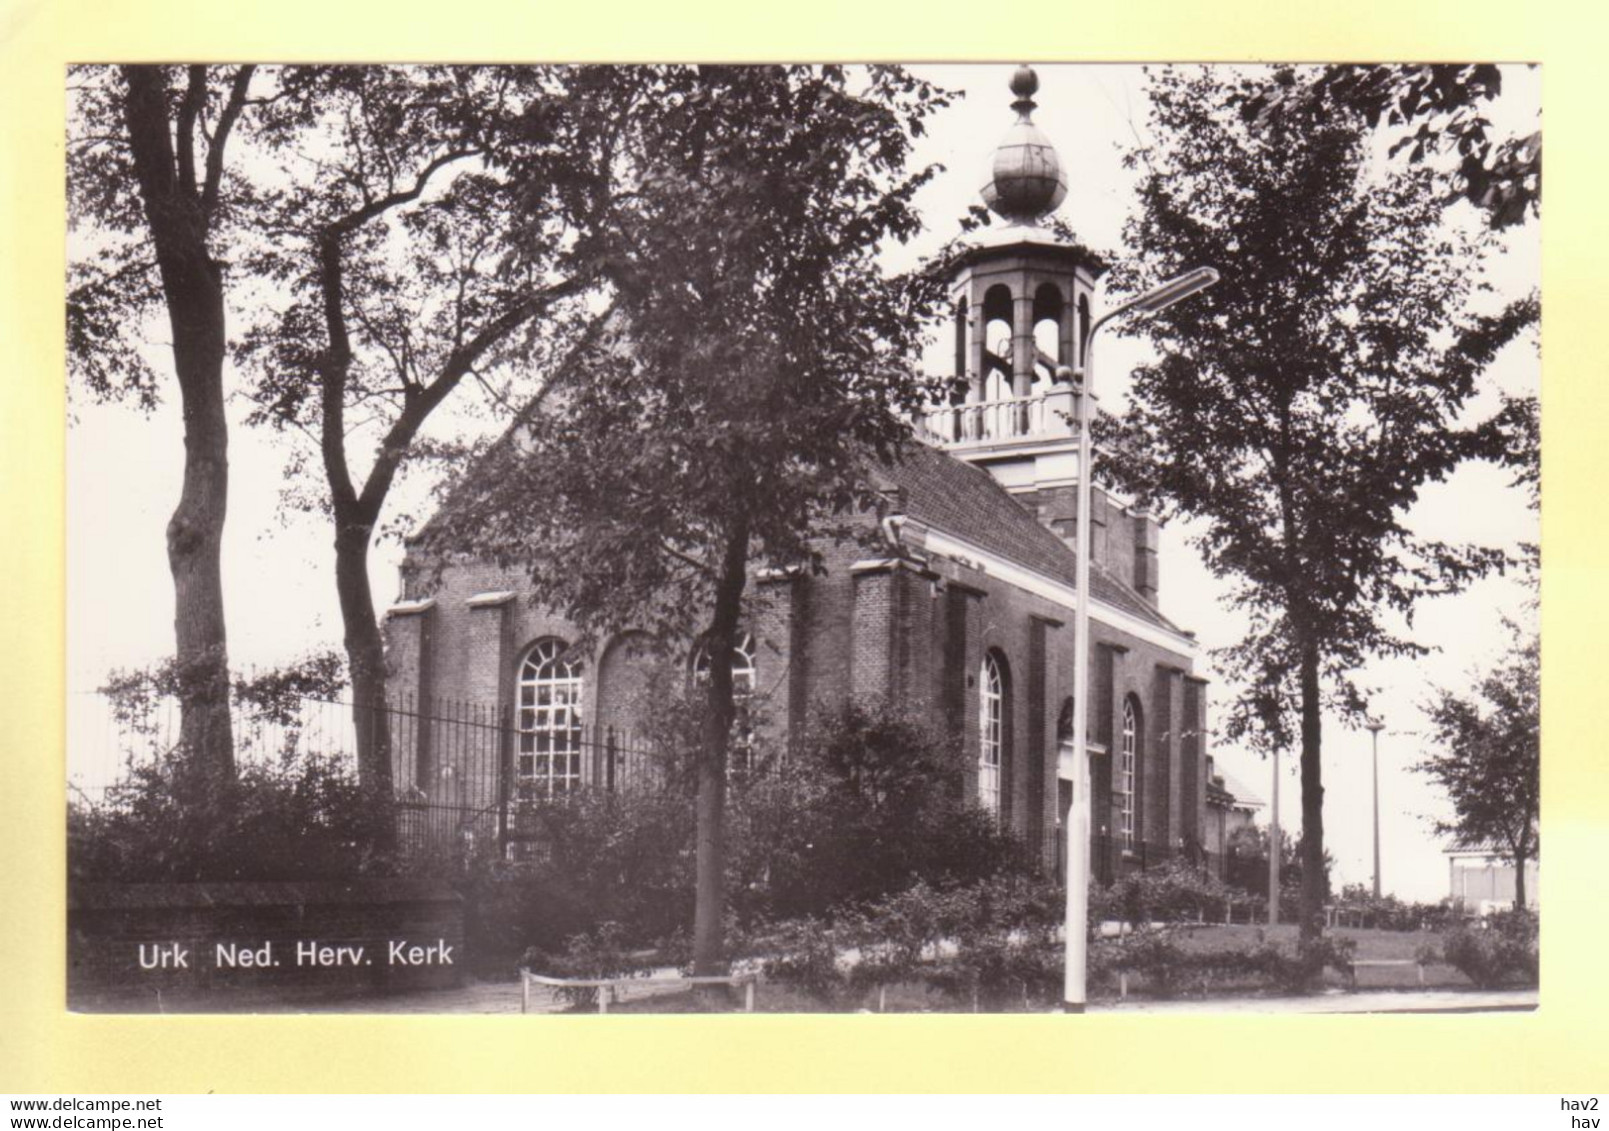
[
  {"x1": 758, "y1": 873, "x2": 1360, "y2": 1007},
  {"x1": 1110, "y1": 858, "x2": 1231, "y2": 925},
  {"x1": 424, "y1": 66, "x2": 957, "y2": 973},
  {"x1": 921, "y1": 876, "x2": 1064, "y2": 1010},
  {"x1": 96, "y1": 653, "x2": 348, "y2": 763},
  {"x1": 1435, "y1": 910, "x2": 1538, "y2": 989},
  {"x1": 237, "y1": 67, "x2": 605, "y2": 789},
  {"x1": 521, "y1": 921, "x2": 656, "y2": 1010},
  {"x1": 452, "y1": 786, "x2": 697, "y2": 972},
  {"x1": 455, "y1": 699, "x2": 1030, "y2": 974},
  {"x1": 1090, "y1": 927, "x2": 1356, "y2": 998},
  {"x1": 1333, "y1": 884, "x2": 1460, "y2": 932},
  {"x1": 1105, "y1": 65, "x2": 1536, "y2": 937},
  {"x1": 1220, "y1": 826, "x2": 1332, "y2": 916},
  {"x1": 1415, "y1": 627, "x2": 1540, "y2": 910},
  {"x1": 427, "y1": 65, "x2": 956, "y2": 640},
  {"x1": 759, "y1": 874, "x2": 1065, "y2": 1011},
  {"x1": 1240, "y1": 65, "x2": 1540, "y2": 230},
  {"x1": 230, "y1": 652, "x2": 349, "y2": 724},
  {"x1": 1088, "y1": 857, "x2": 1280, "y2": 929},
  {"x1": 759, "y1": 917, "x2": 854, "y2": 1006},
  {"x1": 727, "y1": 700, "x2": 1032, "y2": 923},
  {"x1": 68, "y1": 747, "x2": 396, "y2": 885}
]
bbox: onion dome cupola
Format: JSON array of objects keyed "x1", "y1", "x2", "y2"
[{"x1": 980, "y1": 65, "x2": 1069, "y2": 225}]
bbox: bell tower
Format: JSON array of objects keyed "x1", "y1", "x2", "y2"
[{"x1": 923, "y1": 66, "x2": 1106, "y2": 497}]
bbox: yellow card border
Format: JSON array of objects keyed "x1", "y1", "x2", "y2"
[{"x1": 3, "y1": 0, "x2": 1601, "y2": 1093}]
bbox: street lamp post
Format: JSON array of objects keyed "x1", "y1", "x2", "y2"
[
  {"x1": 1064, "y1": 266, "x2": 1219, "y2": 1012},
  {"x1": 1269, "y1": 746, "x2": 1281, "y2": 925},
  {"x1": 1366, "y1": 719, "x2": 1385, "y2": 900}
]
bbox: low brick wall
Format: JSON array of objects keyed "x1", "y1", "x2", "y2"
[{"x1": 69, "y1": 879, "x2": 464, "y2": 1009}]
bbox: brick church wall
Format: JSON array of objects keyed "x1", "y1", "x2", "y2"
[{"x1": 386, "y1": 499, "x2": 1207, "y2": 871}]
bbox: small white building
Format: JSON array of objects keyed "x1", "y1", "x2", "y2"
[{"x1": 1446, "y1": 846, "x2": 1539, "y2": 914}]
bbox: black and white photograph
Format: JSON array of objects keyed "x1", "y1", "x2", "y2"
[{"x1": 64, "y1": 62, "x2": 1541, "y2": 1016}]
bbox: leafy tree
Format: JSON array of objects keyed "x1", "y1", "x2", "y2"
[
  {"x1": 238, "y1": 66, "x2": 599, "y2": 796},
  {"x1": 431, "y1": 64, "x2": 953, "y2": 974},
  {"x1": 1103, "y1": 67, "x2": 1536, "y2": 939},
  {"x1": 1241, "y1": 64, "x2": 1540, "y2": 230},
  {"x1": 67, "y1": 66, "x2": 260, "y2": 786},
  {"x1": 1416, "y1": 629, "x2": 1539, "y2": 910}
]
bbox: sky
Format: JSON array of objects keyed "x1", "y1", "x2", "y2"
[{"x1": 65, "y1": 63, "x2": 1541, "y2": 903}]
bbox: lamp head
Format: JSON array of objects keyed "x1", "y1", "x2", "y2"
[{"x1": 1132, "y1": 267, "x2": 1220, "y2": 314}]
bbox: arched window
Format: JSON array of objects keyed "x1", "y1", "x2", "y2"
[
  {"x1": 516, "y1": 639, "x2": 585, "y2": 799},
  {"x1": 692, "y1": 633, "x2": 759, "y2": 770},
  {"x1": 1032, "y1": 281, "x2": 1066, "y2": 388},
  {"x1": 1119, "y1": 697, "x2": 1140, "y2": 850},
  {"x1": 692, "y1": 632, "x2": 757, "y2": 696},
  {"x1": 953, "y1": 297, "x2": 969, "y2": 385},
  {"x1": 979, "y1": 652, "x2": 1005, "y2": 815},
  {"x1": 1077, "y1": 294, "x2": 1093, "y2": 366}
]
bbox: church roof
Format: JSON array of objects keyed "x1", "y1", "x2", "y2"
[
  {"x1": 1216, "y1": 767, "x2": 1265, "y2": 810},
  {"x1": 875, "y1": 440, "x2": 1186, "y2": 636}
]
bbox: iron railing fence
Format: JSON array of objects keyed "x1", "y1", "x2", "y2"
[
  {"x1": 73, "y1": 688, "x2": 1287, "y2": 878},
  {"x1": 69, "y1": 690, "x2": 679, "y2": 856}
]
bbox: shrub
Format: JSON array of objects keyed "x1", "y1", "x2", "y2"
[
  {"x1": 522, "y1": 921, "x2": 655, "y2": 1010},
  {"x1": 757, "y1": 874, "x2": 1066, "y2": 1011},
  {"x1": 1331, "y1": 884, "x2": 1456, "y2": 931},
  {"x1": 455, "y1": 698, "x2": 1039, "y2": 973},
  {"x1": 1091, "y1": 858, "x2": 1243, "y2": 931},
  {"x1": 68, "y1": 748, "x2": 396, "y2": 884},
  {"x1": 728, "y1": 701, "x2": 1033, "y2": 924},
  {"x1": 1090, "y1": 928, "x2": 1356, "y2": 999},
  {"x1": 760, "y1": 917, "x2": 854, "y2": 1006},
  {"x1": 1436, "y1": 910, "x2": 1538, "y2": 988},
  {"x1": 1090, "y1": 929, "x2": 1190, "y2": 997},
  {"x1": 450, "y1": 786, "x2": 697, "y2": 974}
]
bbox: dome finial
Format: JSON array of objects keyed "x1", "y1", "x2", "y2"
[
  {"x1": 981, "y1": 64, "x2": 1067, "y2": 226},
  {"x1": 1010, "y1": 64, "x2": 1039, "y2": 115}
]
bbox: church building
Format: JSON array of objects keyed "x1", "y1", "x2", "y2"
[{"x1": 383, "y1": 67, "x2": 1212, "y2": 879}]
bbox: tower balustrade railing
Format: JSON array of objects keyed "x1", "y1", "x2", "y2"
[{"x1": 916, "y1": 389, "x2": 1077, "y2": 448}]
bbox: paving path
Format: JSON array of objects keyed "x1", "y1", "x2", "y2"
[
  {"x1": 1094, "y1": 988, "x2": 1538, "y2": 1014},
  {"x1": 77, "y1": 977, "x2": 1536, "y2": 1016},
  {"x1": 143, "y1": 982, "x2": 1536, "y2": 1016}
]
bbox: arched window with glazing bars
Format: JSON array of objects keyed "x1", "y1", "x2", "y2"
[
  {"x1": 979, "y1": 652, "x2": 1006, "y2": 816},
  {"x1": 1119, "y1": 696, "x2": 1141, "y2": 851},
  {"x1": 515, "y1": 639, "x2": 585, "y2": 799}
]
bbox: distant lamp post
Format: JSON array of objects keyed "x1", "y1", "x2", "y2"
[
  {"x1": 1366, "y1": 718, "x2": 1385, "y2": 899},
  {"x1": 1064, "y1": 266, "x2": 1220, "y2": 1013},
  {"x1": 1269, "y1": 747, "x2": 1281, "y2": 925}
]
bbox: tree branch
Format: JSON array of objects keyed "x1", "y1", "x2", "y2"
[
  {"x1": 202, "y1": 65, "x2": 256, "y2": 221},
  {"x1": 353, "y1": 273, "x2": 591, "y2": 518},
  {"x1": 176, "y1": 66, "x2": 205, "y2": 202},
  {"x1": 330, "y1": 148, "x2": 479, "y2": 239}
]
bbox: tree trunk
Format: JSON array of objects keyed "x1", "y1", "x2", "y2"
[
  {"x1": 121, "y1": 66, "x2": 235, "y2": 785},
  {"x1": 1512, "y1": 844, "x2": 1527, "y2": 913},
  {"x1": 1297, "y1": 634, "x2": 1326, "y2": 942},
  {"x1": 692, "y1": 517, "x2": 751, "y2": 979},
  {"x1": 334, "y1": 513, "x2": 395, "y2": 833}
]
